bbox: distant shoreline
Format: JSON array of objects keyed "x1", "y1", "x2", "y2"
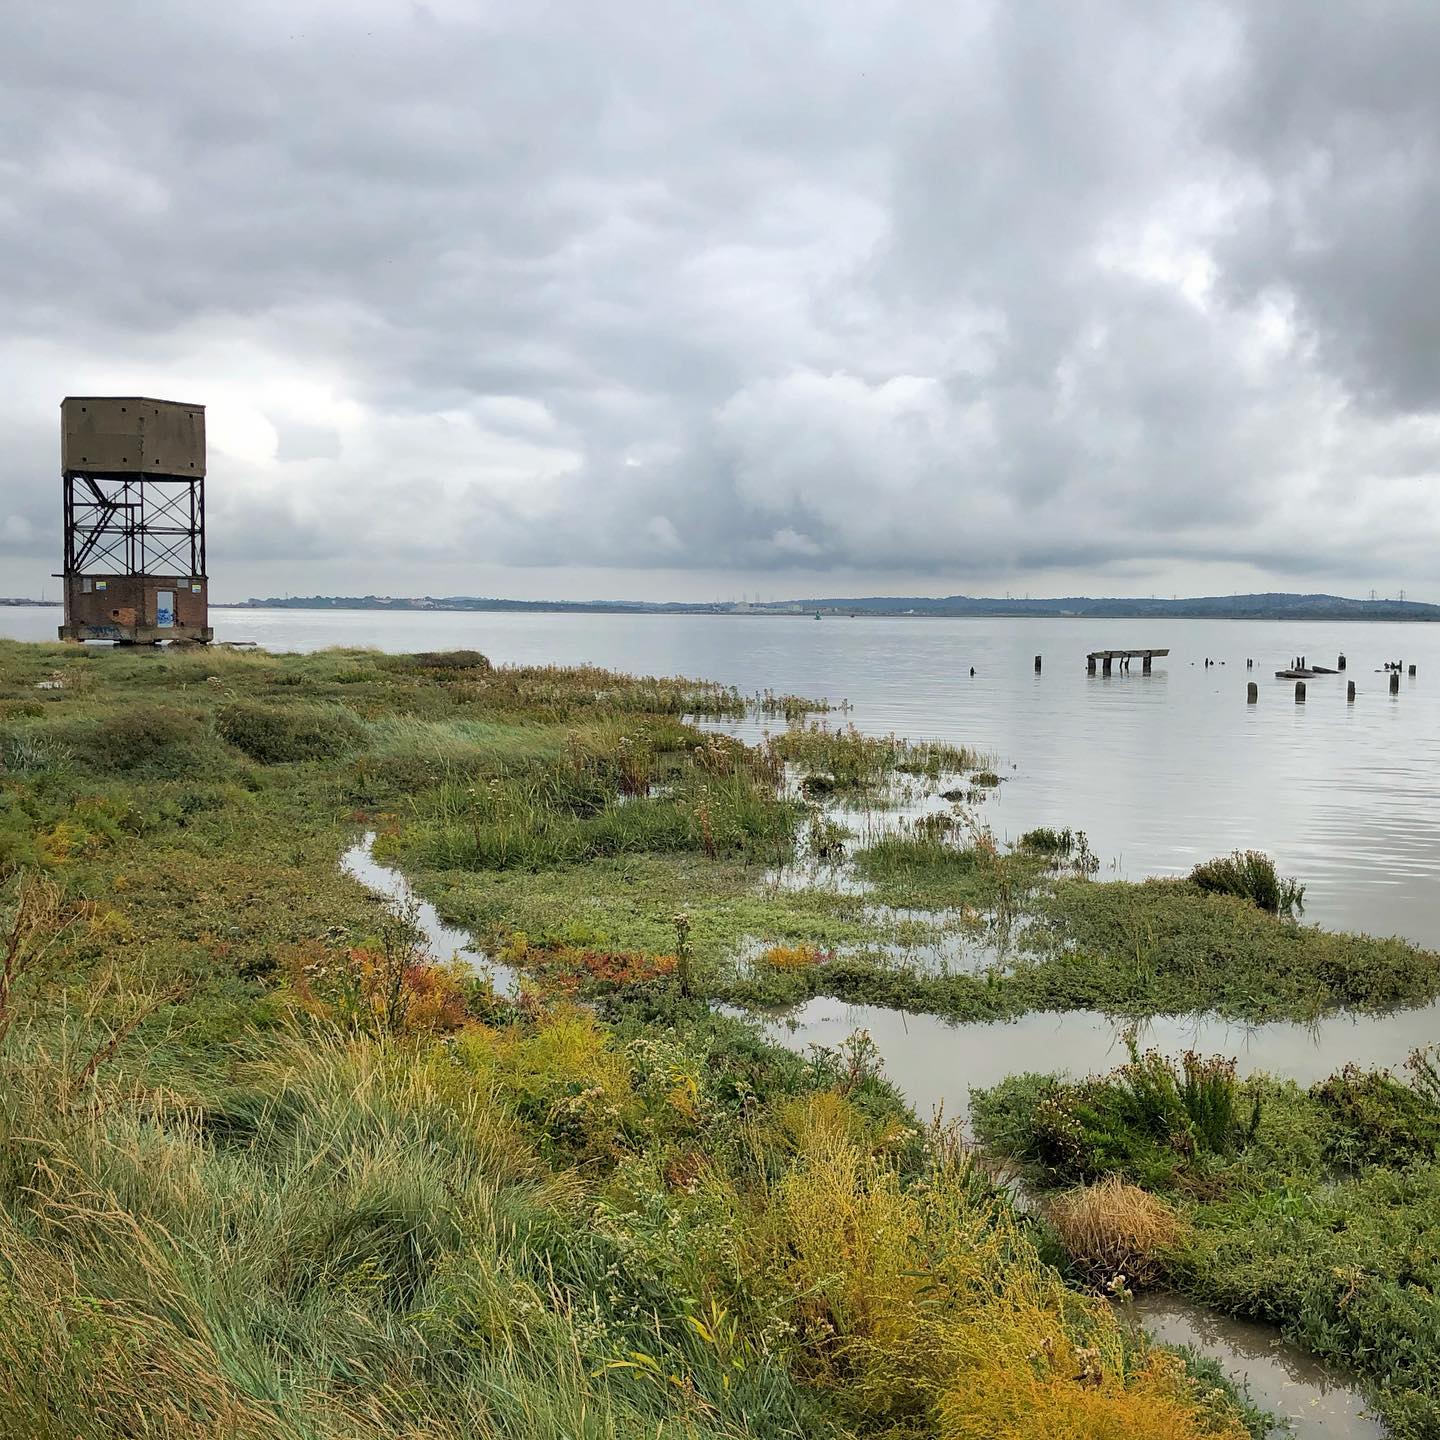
[
  {"x1": 222, "y1": 588, "x2": 1439, "y2": 621},
  {"x1": 6, "y1": 593, "x2": 1437, "y2": 623},
  {"x1": 216, "y1": 604, "x2": 1436, "y2": 623}
]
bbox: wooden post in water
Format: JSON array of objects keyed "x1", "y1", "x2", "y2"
[
  {"x1": 1034, "y1": 655, "x2": 1041, "y2": 673},
  {"x1": 1295, "y1": 680, "x2": 1306, "y2": 702},
  {"x1": 1246, "y1": 658, "x2": 1253, "y2": 669},
  {"x1": 1247, "y1": 681, "x2": 1258, "y2": 703},
  {"x1": 1391, "y1": 671, "x2": 1400, "y2": 694},
  {"x1": 1348, "y1": 680, "x2": 1356, "y2": 701},
  {"x1": 1338, "y1": 654, "x2": 1346, "y2": 670},
  {"x1": 1087, "y1": 656, "x2": 1096, "y2": 674},
  {"x1": 1409, "y1": 664, "x2": 1416, "y2": 676},
  {"x1": 1103, "y1": 656, "x2": 1112, "y2": 676}
]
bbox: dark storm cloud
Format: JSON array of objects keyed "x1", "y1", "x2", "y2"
[
  {"x1": 2, "y1": 0, "x2": 1439, "y2": 599},
  {"x1": 1211, "y1": 2, "x2": 1440, "y2": 412}
]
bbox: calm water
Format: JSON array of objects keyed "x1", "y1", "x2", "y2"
[
  {"x1": 1128, "y1": 1294, "x2": 1381, "y2": 1439},
  {"x1": 755, "y1": 995, "x2": 1440, "y2": 1125},
  {"x1": 7, "y1": 603, "x2": 1437, "y2": 948}
]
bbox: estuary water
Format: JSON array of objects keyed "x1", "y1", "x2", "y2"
[{"x1": 7, "y1": 603, "x2": 1438, "y2": 948}]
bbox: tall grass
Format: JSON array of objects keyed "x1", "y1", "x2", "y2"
[
  {"x1": 0, "y1": 999, "x2": 1256, "y2": 1440},
  {"x1": 0, "y1": 1033, "x2": 805, "y2": 1440},
  {"x1": 765, "y1": 1106, "x2": 1248, "y2": 1437},
  {"x1": 851, "y1": 822, "x2": 1036, "y2": 921},
  {"x1": 398, "y1": 730, "x2": 796, "y2": 872}
]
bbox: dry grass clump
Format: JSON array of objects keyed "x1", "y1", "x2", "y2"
[
  {"x1": 1046, "y1": 1175, "x2": 1183, "y2": 1288},
  {"x1": 759, "y1": 942, "x2": 826, "y2": 971}
]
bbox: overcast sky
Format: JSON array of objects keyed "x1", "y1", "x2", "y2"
[{"x1": 3, "y1": 1, "x2": 1438, "y2": 602}]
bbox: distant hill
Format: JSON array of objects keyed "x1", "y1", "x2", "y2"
[
  {"x1": 778, "y1": 592, "x2": 1440, "y2": 620},
  {"x1": 231, "y1": 591, "x2": 1440, "y2": 620}
]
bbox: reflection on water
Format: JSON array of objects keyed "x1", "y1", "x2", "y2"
[
  {"x1": 757, "y1": 994, "x2": 1440, "y2": 1125},
  {"x1": 1127, "y1": 1293, "x2": 1382, "y2": 1439},
  {"x1": 340, "y1": 833, "x2": 517, "y2": 997}
]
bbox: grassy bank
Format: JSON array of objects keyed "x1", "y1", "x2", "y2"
[
  {"x1": 0, "y1": 640, "x2": 1259, "y2": 1439},
  {"x1": 973, "y1": 1049, "x2": 1440, "y2": 1437}
]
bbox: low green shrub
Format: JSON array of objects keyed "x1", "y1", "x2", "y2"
[
  {"x1": 1189, "y1": 850, "x2": 1304, "y2": 917},
  {"x1": 1176, "y1": 1160, "x2": 1440, "y2": 1440},
  {"x1": 55, "y1": 704, "x2": 224, "y2": 780},
  {"x1": 412, "y1": 649, "x2": 491, "y2": 670},
  {"x1": 973, "y1": 1050, "x2": 1260, "y2": 1189},
  {"x1": 1311, "y1": 1061, "x2": 1440, "y2": 1168},
  {"x1": 1034, "y1": 876, "x2": 1432, "y2": 1019},
  {"x1": 218, "y1": 700, "x2": 364, "y2": 763}
]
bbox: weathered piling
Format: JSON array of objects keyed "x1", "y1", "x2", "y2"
[
  {"x1": 1391, "y1": 671, "x2": 1401, "y2": 694},
  {"x1": 1088, "y1": 648, "x2": 1167, "y2": 675},
  {"x1": 1034, "y1": 655, "x2": 1041, "y2": 673},
  {"x1": 1409, "y1": 664, "x2": 1416, "y2": 676},
  {"x1": 1247, "y1": 681, "x2": 1258, "y2": 703},
  {"x1": 1142, "y1": 655, "x2": 1152, "y2": 674},
  {"x1": 1348, "y1": 680, "x2": 1356, "y2": 701},
  {"x1": 1295, "y1": 681, "x2": 1306, "y2": 702},
  {"x1": 1338, "y1": 654, "x2": 1346, "y2": 670},
  {"x1": 1247, "y1": 658, "x2": 1253, "y2": 669}
]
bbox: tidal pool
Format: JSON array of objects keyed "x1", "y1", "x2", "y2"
[{"x1": 755, "y1": 993, "x2": 1440, "y2": 1125}]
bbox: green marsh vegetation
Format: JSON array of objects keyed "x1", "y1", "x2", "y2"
[
  {"x1": 0, "y1": 639, "x2": 1264, "y2": 1440},
  {"x1": 828, "y1": 812, "x2": 1440, "y2": 1021},
  {"x1": 973, "y1": 1046, "x2": 1440, "y2": 1438},
  {"x1": 771, "y1": 723, "x2": 987, "y2": 796},
  {"x1": 1188, "y1": 850, "x2": 1305, "y2": 919}
]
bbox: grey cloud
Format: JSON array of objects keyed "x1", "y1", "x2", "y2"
[
  {"x1": 1210, "y1": 2, "x2": 1440, "y2": 412},
  {"x1": 2, "y1": 1, "x2": 1439, "y2": 601}
]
